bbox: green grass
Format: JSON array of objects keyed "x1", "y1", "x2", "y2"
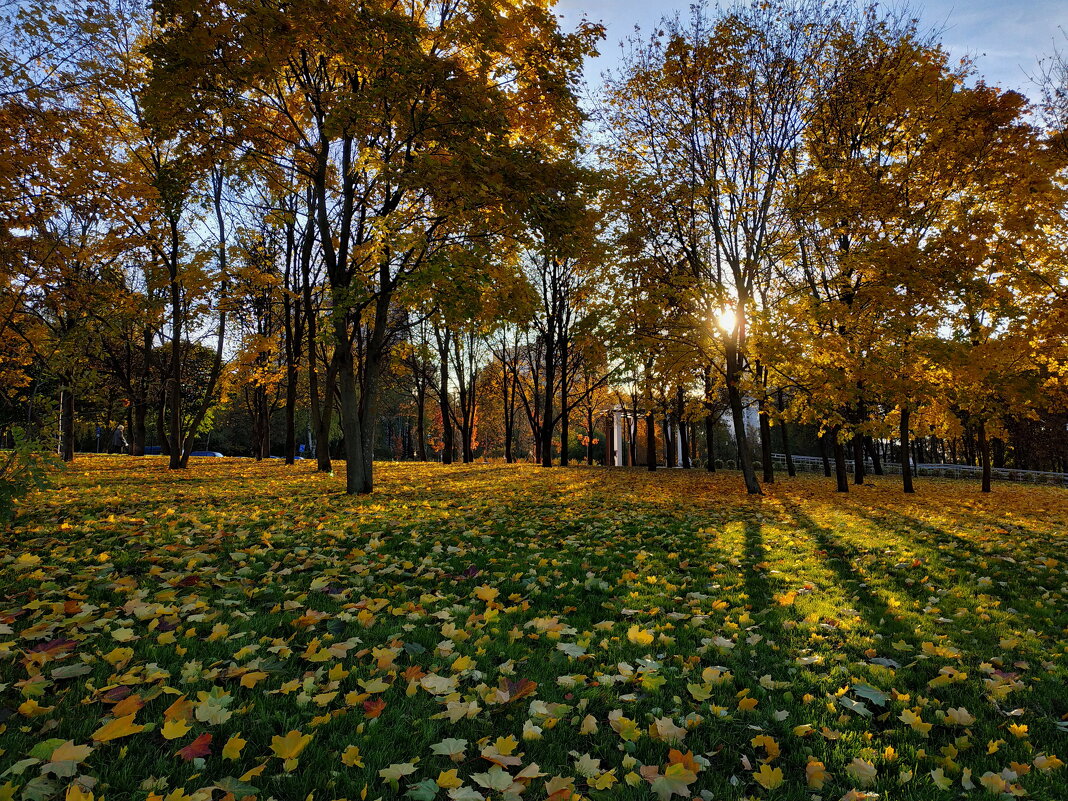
[{"x1": 1, "y1": 457, "x2": 1066, "y2": 800}]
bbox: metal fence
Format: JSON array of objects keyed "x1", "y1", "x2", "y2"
[{"x1": 768, "y1": 453, "x2": 1068, "y2": 487}]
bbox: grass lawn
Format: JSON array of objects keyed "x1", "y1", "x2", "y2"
[{"x1": 2, "y1": 458, "x2": 1067, "y2": 801}]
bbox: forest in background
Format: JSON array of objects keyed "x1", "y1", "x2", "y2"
[{"x1": 3, "y1": 0, "x2": 1068, "y2": 496}]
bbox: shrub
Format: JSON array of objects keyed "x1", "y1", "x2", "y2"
[
  {"x1": 0, "y1": 428, "x2": 58, "y2": 526},
  {"x1": 715, "y1": 459, "x2": 724, "y2": 470},
  {"x1": 725, "y1": 459, "x2": 736, "y2": 469}
]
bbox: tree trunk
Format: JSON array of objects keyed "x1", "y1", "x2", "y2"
[
  {"x1": 676, "y1": 387, "x2": 690, "y2": 469},
  {"x1": 900, "y1": 406, "x2": 914, "y2": 493},
  {"x1": 623, "y1": 407, "x2": 632, "y2": 463},
  {"x1": 559, "y1": 397, "x2": 569, "y2": 466},
  {"x1": 337, "y1": 351, "x2": 367, "y2": 494},
  {"x1": 60, "y1": 387, "x2": 74, "y2": 462},
  {"x1": 865, "y1": 437, "x2": 883, "y2": 475},
  {"x1": 500, "y1": 365, "x2": 513, "y2": 464},
  {"x1": 540, "y1": 341, "x2": 555, "y2": 468},
  {"x1": 978, "y1": 420, "x2": 992, "y2": 493},
  {"x1": 438, "y1": 330, "x2": 454, "y2": 466},
  {"x1": 645, "y1": 410, "x2": 657, "y2": 472},
  {"x1": 832, "y1": 427, "x2": 848, "y2": 492},
  {"x1": 758, "y1": 395, "x2": 774, "y2": 484},
  {"x1": 777, "y1": 389, "x2": 795, "y2": 477},
  {"x1": 131, "y1": 398, "x2": 147, "y2": 457},
  {"x1": 416, "y1": 384, "x2": 427, "y2": 461},
  {"x1": 284, "y1": 364, "x2": 297, "y2": 464},
  {"x1": 727, "y1": 382, "x2": 760, "y2": 494},
  {"x1": 852, "y1": 432, "x2": 865, "y2": 485},
  {"x1": 167, "y1": 361, "x2": 182, "y2": 470},
  {"x1": 726, "y1": 345, "x2": 760, "y2": 494},
  {"x1": 259, "y1": 388, "x2": 271, "y2": 459},
  {"x1": 156, "y1": 397, "x2": 170, "y2": 456},
  {"x1": 664, "y1": 418, "x2": 675, "y2": 468},
  {"x1": 704, "y1": 414, "x2": 716, "y2": 471},
  {"x1": 314, "y1": 383, "x2": 333, "y2": 473},
  {"x1": 820, "y1": 431, "x2": 832, "y2": 477},
  {"x1": 586, "y1": 408, "x2": 594, "y2": 466}
]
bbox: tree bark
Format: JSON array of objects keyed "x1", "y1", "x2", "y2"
[
  {"x1": 559, "y1": 392, "x2": 569, "y2": 466},
  {"x1": 865, "y1": 437, "x2": 883, "y2": 475},
  {"x1": 586, "y1": 407, "x2": 594, "y2": 465},
  {"x1": 540, "y1": 337, "x2": 555, "y2": 468},
  {"x1": 832, "y1": 427, "x2": 848, "y2": 492},
  {"x1": 900, "y1": 406, "x2": 914, "y2": 493},
  {"x1": 436, "y1": 328, "x2": 454, "y2": 465},
  {"x1": 726, "y1": 343, "x2": 760, "y2": 494},
  {"x1": 852, "y1": 432, "x2": 865, "y2": 485},
  {"x1": 645, "y1": 410, "x2": 657, "y2": 471},
  {"x1": 758, "y1": 400, "x2": 774, "y2": 484},
  {"x1": 131, "y1": 398, "x2": 147, "y2": 456},
  {"x1": 820, "y1": 431, "x2": 832, "y2": 476},
  {"x1": 978, "y1": 420, "x2": 992, "y2": 493},
  {"x1": 777, "y1": 389, "x2": 795, "y2": 477},
  {"x1": 704, "y1": 414, "x2": 716, "y2": 471},
  {"x1": 664, "y1": 418, "x2": 675, "y2": 468},
  {"x1": 155, "y1": 396, "x2": 170, "y2": 456},
  {"x1": 60, "y1": 387, "x2": 74, "y2": 462},
  {"x1": 416, "y1": 383, "x2": 427, "y2": 461}
]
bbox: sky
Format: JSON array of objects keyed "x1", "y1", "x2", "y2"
[{"x1": 555, "y1": 0, "x2": 1068, "y2": 99}]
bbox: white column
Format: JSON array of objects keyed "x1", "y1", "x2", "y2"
[
  {"x1": 613, "y1": 412, "x2": 623, "y2": 466},
  {"x1": 676, "y1": 423, "x2": 684, "y2": 466}
]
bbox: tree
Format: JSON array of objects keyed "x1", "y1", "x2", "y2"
[
  {"x1": 603, "y1": 0, "x2": 836, "y2": 494},
  {"x1": 148, "y1": 0, "x2": 600, "y2": 492}
]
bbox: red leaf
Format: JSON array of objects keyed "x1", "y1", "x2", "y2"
[
  {"x1": 362, "y1": 698, "x2": 386, "y2": 718},
  {"x1": 177, "y1": 733, "x2": 212, "y2": 761}
]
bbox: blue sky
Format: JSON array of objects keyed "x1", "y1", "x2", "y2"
[{"x1": 555, "y1": 0, "x2": 1068, "y2": 99}]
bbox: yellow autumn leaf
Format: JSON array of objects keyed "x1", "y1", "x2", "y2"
[
  {"x1": 91, "y1": 714, "x2": 145, "y2": 743},
  {"x1": 451, "y1": 654, "x2": 475, "y2": 672},
  {"x1": 436, "y1": 769, "x2": 463, "y2": 789},
  {"x1": 18, "y1": 699, "x2": 54, "y2": 718},
  {"x1": 806, "y1": 758, "x2": 829, "y2": 789},
  {"x1": 494, "y1": 735, "x2": 518, "y2": 756},
  {"x1": 590, "y1": 770, "x2": 618, "y2": 790},
  {"x1": 626, "y1": 625, "x2": 654, "y2": 646},
  {"x1": 222, "y1": 733, "x2": 246, "y2": 760},
  {"x1": 160, "y1": 718, "x2": 191, "y2": 740},
  {"x1": 899, "y1": 708, "x2": 933, "y2": 736},
  {"x1": 753, "y1": 763, "x2": 783, "y2": 790},
  {"x1": 270, "y1": 730, "x2": 313, "y2": 760},
  {"x1": 51, "y1": 742, "x2": 93, "y2": 764},
  {"x1": 240, "y1": 671, "x2": 268, "y2": 689}
]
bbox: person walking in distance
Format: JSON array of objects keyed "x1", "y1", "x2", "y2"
[{"x1": 110, "y1": 424, "x2": 128, "y2": 454}]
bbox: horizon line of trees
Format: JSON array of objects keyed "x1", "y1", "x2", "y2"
[{"x1": 2, "y1": 0, "x2": 1067, "y2": 497}]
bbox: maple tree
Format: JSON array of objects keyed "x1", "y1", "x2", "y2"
[
  {"x1": 602, "y1": 0, "x2": 839, "y2": 494},
  {"x1": 144, "y1": 0, "x2": 600, "y2": 492}
]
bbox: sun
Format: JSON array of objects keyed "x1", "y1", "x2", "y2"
[{"x1": 716, "y1": 307, "x2": 737, "y2": 333}]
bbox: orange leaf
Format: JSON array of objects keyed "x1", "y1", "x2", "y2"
[
  {"x1": 163, "y1": 695, "x2": 194, "y2": 722},
  {"x1": 177, "y1": 733, "x2": 212, "y2": 761},
  {"x1": 111, "y1": 694, "x2": 145, "y2": 718},
  {"x1": 363, "y1": 698, "x2": 386, "y2": 718}
]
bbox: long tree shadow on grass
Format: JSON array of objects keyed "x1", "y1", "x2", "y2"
[
  {"x1": 847, "y1": 504, "x2": 1068, "y2": 651},
  {"x1": 777, "y1": 500, "x2": 934, "y2": 658}
]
